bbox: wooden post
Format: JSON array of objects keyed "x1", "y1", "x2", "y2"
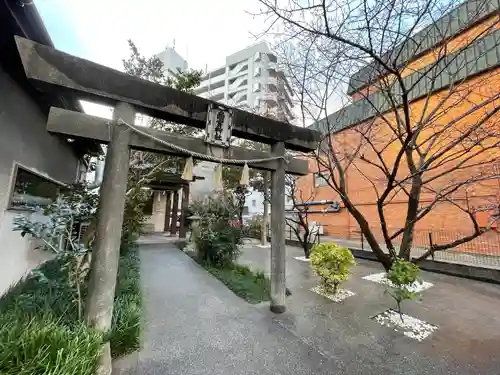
[
  {"x1": 270, "y1": 142, "x2": 286, "y2": 314},
  {"x1": 179, "y1": 184, "x2": 190, "y2": 238},
  {"x1": 428, "y1": 232, "x2": 435, "y2": 260},
  {"x1": 85, "y1": 102, "x2": 133, "y2": 375},
  {"x1": 170, "y1": 189, "x2": 180, "y2": 236},
  {"x1": 261, "y1": 172, "x2": 270, "y2": 246},
  {"x1": 164, "y1": 191, "x2": 172, "y2": 232}
]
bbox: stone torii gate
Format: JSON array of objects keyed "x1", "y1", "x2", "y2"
[
  {"x1": 14, "y1": 35, "x2": 320, "y2": 367},
  {"x1": 145, "y1": 172, "x2": 204, "y2": 237}
]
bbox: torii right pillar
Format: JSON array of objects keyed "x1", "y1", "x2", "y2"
[{"x1": 270, "y1": 142, "x2": 286, "y2": 313}]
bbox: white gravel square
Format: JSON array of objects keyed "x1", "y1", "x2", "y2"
[
  {"x1": 362, "y1": 272, "x2": 433, "y2": 292},
  {"x1": 373, "y1": 309, "x2": 438, "y2": 341},
  {"x1": 310, "y1": 285, "x2": 356, "y2": 303},
  {"x1": 294, "y1": 256, "x2": 311, "y2": 262}
]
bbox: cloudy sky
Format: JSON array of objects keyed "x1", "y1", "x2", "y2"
[
  {"x1": 36, "y1": 0, "x2": 269, "y2": 118},
  {"x1": 37, "y1": 0, "x2": 267, "y2": 72}
]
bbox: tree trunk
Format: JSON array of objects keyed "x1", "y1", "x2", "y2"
[
  {"x1": 399, "y1": 181, "x2": 422, "y2": 260},
  {"x1": 303, "y1": 228, "x2": 310, "y2": 258},
  {"x1": 344, "y1": 199, "x2": 393, "y2": 270}
]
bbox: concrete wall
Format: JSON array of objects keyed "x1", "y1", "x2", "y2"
[{"x1": 0, "y1": 67, "x2": 81, "y2": 295}]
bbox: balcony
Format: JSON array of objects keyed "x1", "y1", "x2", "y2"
[
  {"x1": 228, "y1": 61, "x2": 249, "y2": 78},
  {"x1": 205, "y1": 85, "x2": 226, "y2": 98},
  {"x1": 228, "y1": 75, "x2": 248, "y2": 93}
]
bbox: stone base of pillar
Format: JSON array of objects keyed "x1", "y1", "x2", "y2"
[{"x1": 270, "y1": 305, "x2": 286, "y2": 314}]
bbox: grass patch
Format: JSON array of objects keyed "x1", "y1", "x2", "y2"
[
  {"x1": 0, "y1": 312, "x2": 101, "y2": 375},
  {"x1": 0, "y1": 258, "x2": 101, "y2": 375},
  {"x1": 205, "y1": 263, "x2": 271, "y2": 304},
  {"x1": 109, "y1": 246, "x2": 142, "y2": 357},
  {"x1": 187, "y1": 252, "x2": 291, "y2": 304},
  {"x1": 0, "y1": 246, "x2": 142, "y2": 373}
]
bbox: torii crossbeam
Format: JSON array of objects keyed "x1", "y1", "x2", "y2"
[{"x1": 13, "y1": 36, "x2": 321, "y2": 347}]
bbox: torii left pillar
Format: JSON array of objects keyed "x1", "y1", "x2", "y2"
[{"x1": 86, "y1": 102, "x2": 134, "y2": 375}]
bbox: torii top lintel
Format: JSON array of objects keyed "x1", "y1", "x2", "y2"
[{"x1": 14, "y1": 36, "x2": 321, "y2": 153}]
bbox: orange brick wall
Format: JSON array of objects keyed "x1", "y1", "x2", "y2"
[{"x1": 299, "y1": 65, "x2": 500, "y2": 254}]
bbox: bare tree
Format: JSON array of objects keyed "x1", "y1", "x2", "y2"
[
  {"x1": 285, "y1": 175, "x2": 321, "y2": 258},
  {"x1": 257, "y1": 0, "x2": 500, "y2": 270}
]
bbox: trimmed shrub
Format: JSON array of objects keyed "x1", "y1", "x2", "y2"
[
  {"x1": 386, "y1": 258, "x2": 421, "y2": 319},
  {"x1": 192, "y1": 192, "x2": 242, "y2": 266},
  {"x1": 310, "y1": 242, "x2": 356, "y2": 294},
  {"x1": 0, "y1": 312, "x2": 101, "y2": 375}
]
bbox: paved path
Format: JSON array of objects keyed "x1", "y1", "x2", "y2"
[
  {"x1": 114, "y1": 243, "x2": 337, "y2": 374},
  {"x1": 114, "y1": 239, "x2": 500, "y2": 375},
  {"x1": 239, "y1": 243, "x2": 500, "y2": 375}
]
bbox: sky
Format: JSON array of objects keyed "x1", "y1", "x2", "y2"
[
  {"x1": 36, "y1": 0, "x2": 266, "y2": 73},
  {"x1": 34, "y1": 0, "x2": 345, "y2": 126},
  {"x1": 35, "y1": 0, "x2": 268, "y2": 118}
]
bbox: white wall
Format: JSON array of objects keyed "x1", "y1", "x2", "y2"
[
  {"x1": 0, "y1": 67, "x2": 81, "y2": 296},
  {"x1": 245, "y1": 189, "x2": 265, "y2": 216},
  {"x1": 0, "y1": 211, "x2": 53, "y2": 295}
]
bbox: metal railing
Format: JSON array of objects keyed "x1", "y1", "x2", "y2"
[
  {"x1": 267, "y1": 226, "x2": 321, "y2": 245},
  {"x1": 321, "y1": 225, "x2": 500, "y2": 269}
]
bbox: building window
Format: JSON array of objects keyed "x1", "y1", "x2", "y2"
[
  {"x1": 313, "y1": 172, "x2": 329, "y2": 188},
  {"x1": 8, "y1": 164, "x2": 65, "y2": 210},
  {"x1": 252, "y1": 199, "x2": 257, "y2": 207}
]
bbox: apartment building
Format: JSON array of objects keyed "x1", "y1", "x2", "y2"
[
  {"x1": 189, "y1": 42, "x2": 296, "y2": 210},
  {"x1": 194, "y1": 41, "x2": 294, "y2": 123},
  {"x1": 156, "y1": 45, "x2": 188, "y2": 79}
]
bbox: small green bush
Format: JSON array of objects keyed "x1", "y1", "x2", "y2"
[
  {"x1": 192, "y1": 192, "x2": 242, "y2": 266},
  {"x1": 310, "y1": 242, "x2": 356, "y2": 294},
  {"x1": 386, "y1": 258, "x2": 421, "y2": 319},
  {"x1": 0, "y1": 312, "x2": 101, "y2": 375}
]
